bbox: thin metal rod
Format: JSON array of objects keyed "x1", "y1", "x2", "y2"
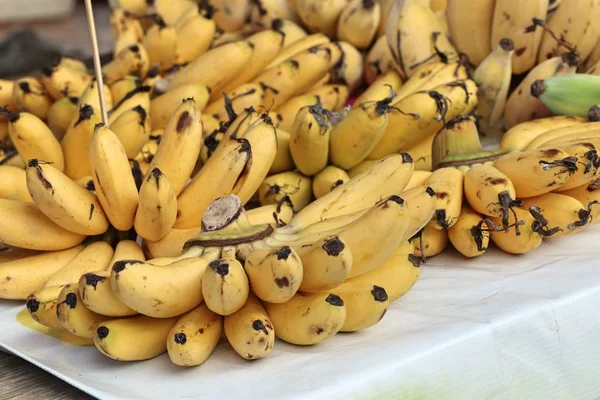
[{"x1": 84, "y1": 0, "x2": 110, "y2": 126}]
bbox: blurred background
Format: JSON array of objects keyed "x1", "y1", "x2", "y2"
[{"x1": 0, "y1": 0, "x2": 112, "y2": 78}]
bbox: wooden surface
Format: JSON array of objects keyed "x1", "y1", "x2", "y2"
[{"x1": 0, "y1": 350, "x2": 94, "y2": 399}]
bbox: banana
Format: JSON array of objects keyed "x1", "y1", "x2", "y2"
[
  {"x1": 40, "y1": 57, "x2": 91, "y2": 100},
  {"x1": 0, "y1": 199, "x2": 85, "y2": 251},
  {"x1": 272, "y1": 18, "x2": 306, "y2": 47},
  {"x1": 175, "y1": 137, "x2": 252, "y2": 228},
  {"x1": 44, "y1": 241, "x2": 114, "y2": 288},
  {"x1": 393, "y1": 60, "x2": 468, "y2": 102},
  {"x1": 94, "y1": 315, "x2": 178, "y2": 361},
  {"x1": 424, "y1": 167, "x2": 463, "y2": 230},
  {"x1": 538, "y1": 0, "x2": 599, "y2": 63},
  {"x1": 79, "y1": 79, "x2": 114, "y2": 113},
  {"x1": 167, "y1": 40, "x2": 254, "y2": 92},
  {"x1": 474, "y1": 38, "x2": 514, "y2": 129},
  {"x1": 499, "y1": 115, "x2": 586, "y2": 151},
  {"x1": 399, "y1": 185, "x2": 437, "y2": 238},
  {"x1": 143, "y1": 18, "x2": 177, "y2": 72},
  {"x1": 0, "y1": 165, "x2": 32, "y2": 202},
  {"x1": 532, "y1": 74, "x2": 600, "y2": 118},
  {"x1": 210, "y1": 0, "x2": 250, "y2": 32},
  {"x1": 306, "y1": 84, "x2": 350, "y2": 112},
  {"x1": 108, "y1": 85, "x2": 152, "y2": 125},
  {"x1": 347, "y1": 241, "x2": 419, "y2": 302},
  {"x1": 289, "y1": 103, "x2": 332, "y2": 176},
  {"x1": 246, "y1": 198, "x2": 295, "y2": 228},
  {"x1": 355, "y1": 70, "x2": 403, "y2": 107},
  {"x1": 555, "y1": 142, "x2": 600, "y2": 191},
  {"x1": 143, "y1": 225, "x2": 205, "y2": 259},
  {"x1": 324, "y1": 282, "x2": 389, "y2": 332},
  {"x1": 150, "y1": 85, "x2": 210, "y2": 130},
  {"x1": 47, "y1": 97, "x2": 79, "y2": 139},
  {"x1": 561, "y1": 178, "x2": 600, "y2": 222},
  {"x1": 447, "y1": 206, "x2": 490, "y2": 258},
  {"x1": 503, "y1": 53, "x2": 579, "y2": 130},
  {"x1": 263, "y1": 292, "x2": 346, "y2": 345},
  {"x1": 25, "y1": 160, "x2": 109, "y2": 236},
  {"x1": 265, "y1": 33, "x2": 330, "y2": 70},
  {"x1": 248, "y1": 0, "x2": 298, "y2": 30},
  {"x1": 103, "y1": 45, "x2": 150, "y2": 86},
  {"x1": 330, "y1": 94, "x2": 394, "y2": 170},
  {"x1": 252, "y1": 43, "x2": 341, "y2": 109},
  {"x1": 521, "y1": 193, "x2": 591, "y2": 237},
  {"x1": 364, "y1": 35, "x2": 397, "y2": 84},
  {"x1": 205, "y1": 84, "x2": 265, "y2": 122},
  {"x1": 445, "y1": 0, "x2": 494, "y2": 66},
  {"x1": 464, "y1": 164, "x2": 520, "y2": 232},
  {"x1": 12, "y1": 77, "x2": 53, "y2": 120},
  {"x1": 56, "y1": 283, "x2": 110, "y2": 339},
  {"x1": 202, "y1": 258, "x2": 250, "y2": 316},
  {"x1": 90, "y1": 124, "x2": 139, "y2": 231},
  {"x1": 523, "y1": 122, "x2": 600, "y2": 150},
  {"x1": 244, "y1": 245, "x2": 303, "y2": 303},
  {"x1": 224, "y1": 293, "x2": 274, "y2": 360},
  {"x1": 60, "y1": 105, "x2": 103, "y2": 179},
  {"x1": 489, "y1": 206, "x2": 545, "y2": 254},
  {"x1": 110, "y1": 105, "x2": 151, "y2": 158},
  {"x1": 109, "y1": 76, "x2": 140, "y2": 106},
  {"x1": 346, "y1": 160, "x2": 377, "y2": 178},
  {"x1": 167, "y1": 303, "x2": 223, "y2": 366},
  {"x1": 491, "y1": 0, "x2": 548, "y2": 74},
  {"x1": 412, "y1": 222, "x2": 449, "y2": 258},
  {"x1": 368, "y1": 79, "x2": 479, "y2": 159},
  {"x1": 405, "y1": 134, "x2": 433, "y2": 171},
  {"x1": 295, "y1": 0, "x2": 348, "y2": 36},
  {"x1": 0, "y1": 245, "x2": 83, "y2": 300},
  {"x1": 268, "y1": 128, "x2": 294, "y2": 175},
  {"x1": 235, "y1": 120, "x2": 278, "y2": 204},
  {"x1": 335, "y1": 39, "x2": 366, "y2": 88},
  {"x1": 493, "y1": 148, "x2": 577, "y2": 198},
  {"x1": 275, "y1": 94, "x2": 320, "y2": 132},
  {"x1": 404, "y1": 171, "x2": 432, "y2": 191},
  {"x1": 386, "y1": 0, "x2": 458, "y2": 79},
  {"x1": 134, "y1": 168, "x2": 177, "y2": 241},
  {"x1": 173, "y1": 12, "x2": 216, "y2": 67},
  {"x1": 26, "y1": 284, "x2": 65, "y2": 329},
  {"x1": 110, "y1": 8, "x2": 145, "y2": 55},
  {"x1": 258, "y1": 171, "x2": 313, "y2": 211},
  {"x1": 337, "y1": 0, "x2": 381, "y2": 49},
  {"x1": 2, "y1": 110, "x2": 64, "y2": 171},
  {"x1": 312, "y1": 166, "x2": 350, "y2": 199},
  {"x1": 0, "y1": 247, "x2": 39, "y2": 264}
]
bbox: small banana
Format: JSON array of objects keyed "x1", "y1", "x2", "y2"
[
  {"x1": 273, "y1": 18, "x2": 307, "y2": 47},
  {"x1": 306, "y1": 84, "x2": 349, "y2": 112},
  {"x1": 275, "y1": 94, "x2": 320, "y2": 132},
  {"x1": 325, "y1": 282, "x2": 389, "y2": 332},
  {"x1": 56, "y1": 283, "x2": 109, "y2": 339},
  {"x1": 103, "y1": 44, "x2": 150, "y2": 85},
  {"x1": 447, "y1": 206, "x2": 490, "y2": 258},
  {"x1": 79, "y1": 79, "x2": 114, "y2": 113},
  {"x1": 173, "y1": 12, "x2": 216, "y2": 67},
  {"x1": 521, "y1": 193, "x2": 590, "y2": 237},
  {"x1": 355, "y1": 69, "x2": 403, "y2": 106},
  {"x1": 26, "y1": 284, "x2": 65, "y2": 329},
  {"x1": 424, "y1": 167, "x2": 463, "y2": 230},
  {"x1": 364, "y1": 35, "x2": 397, "y2": 84},
  {"x1": 489, "y1": 206, "x2": 545, "y2": 254},
  {"x1": 61, "y1": 105, "x2": 103, "y2": 179},
  {"x1": 295, "y1": 0, "x2": 348, "y2": 36},
  {"x1": 401, "y1": 185, "x2": 438, "y2": 237},
  {"x1": 111, "y1": 105, "x2": 151, "y2": 158},
  {"x1": 210, "y1": 0, "x2": 250, "y2": 32},
  {"x1": 205, "y1": 83, "x2": 265, "y2": 122},
  {"x1": 143, "y1": 18, "x2": 177, "y2": 73},
  {"x1": 393, "y1": 60, "x2": 468, "y2": 102},
  {"x1": 312, "y1": 166, "x2": 349, "y2": 199},
  {"x1": 134, "y1": 168, "x2": 177, "y2": 241},
  {"x1": 337, "y1": 0, "x2": 381, "y2": 49},
  {"x1": 331, "y1": 41, "x2": 365, "y2": 92},
  {"x1": 108, "y1": 85, "x2": 151, "y2": 125},
  {"x1": 149, "y1": 85, "x2": 210, "y2": 130},
  {"x1": 202, "y1": 258, "x2": 250, "y2": 316},
  {"x1": 0, "y1": 165, "x2": 32, "y2": 202},
  {"x1": 523, "y1": 122, "x2": 600, "y2": 150},
  {"x1": 224, "y1": 293, "x2": 275, "y2": 360},
  {"x1": 265, "y1": 33, "x2": 330, "y2": 70},
  {"x1": 289, "y1": 103, "x2": 332, "y2": 176},
  {"x1": 561, "y1": 178, "x2": 600, "y2": 222},
  {"x1": 12, "y1": 77, "x2": 53, "y2": 120},
  {"x1": 246, "y1": 198, "x2": 295, "y2": 228},
  {"x1": 41, "y1": 57, "x2": 92, "y2": 100},
  {"x1": 263, "y1": 292, "x2": 346, "y2": 345},
  {"x1": 269, "y1": 128, "x2": 294, "y2": 175},
  {"x1": 500, "y1": 115, "x2": 587, "y2": 151},
  {"x1": 94, "y1": 315, "x2": 178, "y2": 361},
  {"x1": 405, "y1": 134, "x2": 433, "y2": 171},
  {"x1": 258, "y1": 171, "x2": 313, "y2": 211},
  {"x1": 412, "y1": 222, "x2": 449, "y2": 258},
  {"x1": 555, "y1": 142, "x2": 600, "y2": 191},
  {"x1": 110, "y1": 8, "x2": 145, "y2": 55},
  {"x1": 297, "y1": 235, "x2": 352, "y2": 292},
  {"x1": 446, "y1": 0, "x2": 494, "y2": 66},
  {"x1": 47, "y1": 96, "x2": 79, "y2": 139}
]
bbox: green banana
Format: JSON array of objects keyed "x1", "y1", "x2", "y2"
[{"x1": 531, "y1": 74, "x2": 600, "y2": 118}]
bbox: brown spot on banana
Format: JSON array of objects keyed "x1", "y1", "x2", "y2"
[{"x1": 176, "y1": 111, "x2": 192, "y2": 132}]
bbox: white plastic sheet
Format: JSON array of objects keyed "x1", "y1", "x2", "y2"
[{"x1": 1, "y1": 225, "x2": 599, "y2": 400}]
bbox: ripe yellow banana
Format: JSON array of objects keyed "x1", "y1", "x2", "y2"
[
  {"x1": 289, "y1": 104, "x2": 332, "y2": 176},
  {"x1": 412, "y1": 222, "x2": 449, "y2": 258},
  {"x1": 246, "y1": 199, "x2": 295, "y2": 228},
  {"x1": 447, "y1": 205, "x2": 490, "y2": 258},
  {"x1": 306, "y1": 84, "x2": 349, "y2": 112},
  {"x1": 134, "y1": 168, "x2": 177, "y2": 241},
  {"x1": 293, "y1": 235, "x2": 350, "y2": 292},
  {"x1": 173, "y1": 12, "x2": 216, "y2": 66},
  {"x1": 503, "y1": 53, "x2": 579, "y2": 129},
  {"x1": 265, "y1": 33, "x2": 330, "y2": 70},
  {"x1": 60, "y1": 104, "x2": 99, "y2": 180},
  {"x1": 491, "y1": 0, "x2": 548, "y2": 74},
  {"x1": 0, "y1": 165, "x2": 32, "y2": 202},
  {"x1": 325, "y1": 282, "x2": 389, "y2": 332},
  {"x1": 295, "y1": 0, "x2": 347, "y2": 36},
  {"x1": 355, "y1": 70, "x2": 403, "y2": 106},
  {"x1": 330, "y1": 94, "x2": 394, "y2": 170},
  {"x1": 108, "y1": 86, "x2": 151, "y2": 125},
  {"x1": 0, "y1": 79, "x2": 15, "y2": 110},
  {"x1": 25, "y1": 160, "x2": 109, "y2": 236},
  {"x1": 405, "y1": 133, "x2": 433, "y2": 171},
  {"x1": 47, "y1": 97, "x2": 79, "y2": 139},
  {"x1": 0, "y1": 199, "x2": 85, "y2": 251},
  {"x1": 474, "y1": 38, "x2": 514, "y2": 129},
  {"x1": 268, "y1": 128, "x2": 294, "y2": 175},
  {"x1": 202, "y1": 258, "x2": 250, "y2": 316},
  {"x1": 143, "y1": 18, "x2": 177, "y2": 72},
  {"x1": 205, "y1": 84, "x2": 265, "y2": 122},
  {"x1": 337, "y1": 0, "x2": 381, "y2": 49},
  {"x1": 555, "y1": 142, "x2": 600, "y2": 191},
  {"x1": 2, "y1": 110, "x2": 64, "y2": 171},
  {"x1": 523, "y1": 122, "x2": 600, "y2": 150},
  {"x1": 368, "y1": 79, "x2": 479, "y2": 159},
  {"x1": 56, "y1": 283, "x2": 110, "y2": 339},
  {"x1": 248, "y1": 0, "x2": 298, "y2": 30},
  {"x1": 109, "y1": 76, "x2": 140, "y2": 106},
  {"x1": 264, "y1": 292, "x2": 346, "y2": 345},
  {"x1": 103, "y1": 44, "x2": 150, "y2": 85},
  {"x1": 258, "y1": 171, "x2": 313, "y2": 211},
  {"x1": 41, "y1": 57, "x2": 92, "y2": 100},
  {"x1": 224, "y1": 293, "x2": 274, "y2": 360},
  {"x1": 90, "y1": 124, "x2": 139, "y2": 231},
  {"x1": 493, "y1": 148, "x2": 577, "y2": 198},
  {"x1": 0, "y1": 245, "x2": 83, "y2": 300},
  {"x1": 94, "y1": 315, "x2": 178, "y2": 361},
  {"x1": 26, "y1": 284, "x2": 64, "y2": 329},
  {"x1": 424, "y1": 167, "x2": 463, "y2": 230},
  {"x1": 273, "y1": 18, "x2": 306, "y2": 47},
  {"x1": 399, "y1": 185, "x2": 437, "y2": 238},
  {"x1": 364, "y1": 35, "x2": 397, "y2": 84},
  {"x1": 210, "y1": 0, "x2": 250, "y2": 32},
  {"x1": 44, "y1": 241, "x2": 114, "y2": 288},
  {"x1": 499, "y1": 115, "x2": 586, "y2": 151},
  {"x1": 111, "y1": 105, "x2": 151, "y2": 158},
  {"x1": 522, "y1": 193, "x2": 590, "y2": 237},
  {"x1": 392, "y1": 60, "x2": 467, "y2": 102},
  {"x1": 149, "y1": 85, "x2": 210, "y2": 130},
  {"x1": 312, "y1": 166, "x2": 350, "y2": 199},
  {"x1": 386, "y1": 0, "x2": 458, "y2": 79},
  {"x1": 561, "y1": 178, "x2": 600, "y2": 222},
  {"x1": 110, "y1": 8, "x2": 144, "y2": 55},
  {"x1": 167, "y1": 303, "x2": 222, "y2": 366},
  {"x1": 446, "y1": 0, "x2": 494, "y2": 66},
  {"x1": 334, "y1": 41, "x2": 366, "y2": 90},
  {"x1": 244, "y1": 245, "x2": 303, "y2": 303},
  {"x1": 12, "y1": 77, "x2": 53, "y2": 120},
  {"x1": 489, "y1": 206, "x2": 544, "y2": 254},
  {"x1": 275, "y1": 94, "x2": 320, "y2": 132},
  {"x1": 79, "y1": 79, "x2": 114, "y2": 113}
]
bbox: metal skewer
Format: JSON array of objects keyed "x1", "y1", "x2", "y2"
[{"x1": 83, "y1": 0, "x2": 110, "y2": 126}]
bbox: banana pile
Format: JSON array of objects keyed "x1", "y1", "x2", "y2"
[{"x1": 0, "y1": 0, "x2": 599, "y2": 368}]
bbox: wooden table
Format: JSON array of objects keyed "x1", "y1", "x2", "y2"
[{"x1": 0, "y1": 350, "x2": 93, "y2": 399}]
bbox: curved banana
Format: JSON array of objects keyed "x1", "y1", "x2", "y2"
[
  {"x1": 94, "y1": 315, "x2": 178, "y2": 361},
  {"x1": 26, "y1": 284, "x2": 65, "y2": 329},
  {"x1": 149, "y1": 84, "x2": 210, "y2": 130},
  {"x1": 12, "y1": 77, "x2": 53, "y2": 120},
  {"x1": 258, "y1": 171, "x2": 313, "y2": 211},
  {"x1": 167, "y1": 303, "x2": 223, "y2": 366},
  {"x1": 246, "y1": 198, "x2": 295, "y2": 228},
  {"x1": 355, "y1": 70, "x2": 403, "y2": 107},
  {"x1": 447, "y1": 206, "x2": 490, "y2": 258},
  {"x1": 331, "y1": 41, "x2": 364, "y2": 91},
  {"x1": 263, "y1": 292, "x2": 346, "y2": 345},
  {"x1": 400, "y1": 185, "x2": 438, "y2": 237},
  {"x1": 337, "y1": 0, "x2": 381, "y2": 49},
  {"x1": 26, "y1": 159, "x2": 109, "y2": 236},
  {"x1": 0, "y1": 79, "x2": 15, "y2": 110},
  {"x1": 47, "y1": 97, "x2": 79, "y2": 139},
  {"x1": 325, "y1": 282, "x2": 389, "y2": 332},
  {"x1": 108, "y1": 76, "x2": 140, "y2": 106},
  {"x1": 297, "y1": 235, "x2": 352, "y2": 292},
  {"x1": 57, "y1": 283, "x2": 109, "y2": 339},
  {"x1": 0, "y1": 245, "x2": 83, "y2": 300},
  {"x1": 446, "y1": 0, "x2": 494, "y2": 66},
  {"x1": 265, "y1": 33, "x2": 330, "y2": 70},
  {"x1": 405, "y1": 170, "x2": 433, "y2": 190},
  {"x1": 248, "y1": 0, "x2": 298, "y2": 30},
  {"x1": 110, "y1": 8, "x2": 144, "y2": 55},
  {"x1": 289, "y1": 103, "x2": 332, "y2": 176},
  {"x1": 0, "y1": 165, "x2": 32, "y2": 202},
  {"x1": 273, "y1": 18, "x2": 306, "y2": 48},
  {"x1": 499, "y1": 116, "x2": 586, "y2": 151},
  {"x1": 90, "y1": 124, "x2": 139, "y2": 231},
  {"x1": 425, "y1": 167, "x2": 463, "y2": 230},
  {"x1": 134, "y1": 168, "x2": 177, "y2": 241},
  {"x1": 393, "y1": 60, "x2": 468, "y2": 102},
  {"x1": 44, "y1": 241, "x2": 114, "y2": 288},
  {"x1": 295, "y1": 0, "x2": 347, "y2": 36},
  {"x1": 312, "y1": 166, "x2": 349, "y2": 199},
  {"x1": 523, "y1": 122, "x2": 600, "y2": 150},
  {"x1": 202, "y1": 258, "x2": 250, "y2": 316},
  {"x1": 107, "y1": 85, "x2": 151, "y2": 125}
]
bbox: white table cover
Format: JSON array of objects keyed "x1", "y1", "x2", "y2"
[{"x1": 1, "y1": 225, "x2": 599, "y2": 400}]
